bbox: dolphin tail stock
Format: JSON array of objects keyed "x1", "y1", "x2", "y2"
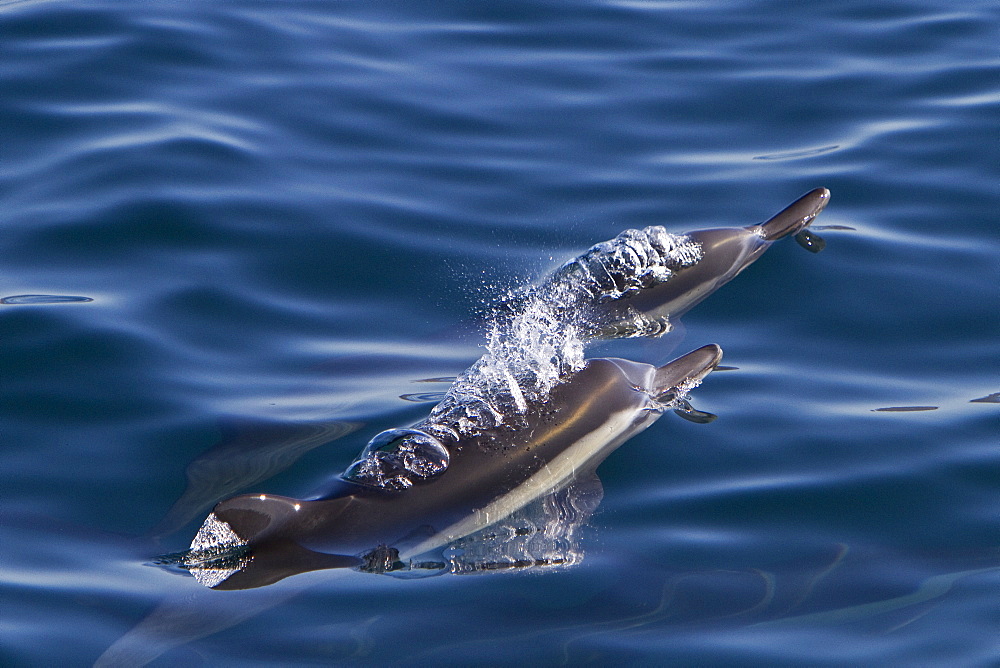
[
  {"x1": 652, "y1": 343, "x2": 723, "y2": 404},
  {"x1": 173, "y1": 493, "x2": 364, "y2": 589},
  {"x1": 208, "y1": 540, "x2": 362, "y2": 590},
  {"x1": 753, "y1": 187, "x2": 831, "y2": 241}
]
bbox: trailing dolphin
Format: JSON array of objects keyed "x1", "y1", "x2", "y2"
[{"x1": 185, "y1": 344, "x2": 722, "y2": 589}]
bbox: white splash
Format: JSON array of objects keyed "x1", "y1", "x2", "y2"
[
  {"x1": 189, "y1": 512, "x2": 245, "y2": 554},
  {"x1": 184, "y1": 513, "x2": 250, "y2": 588},
  {"x1": 417, "y1": 226, "x2": 701, "y2": 444}
]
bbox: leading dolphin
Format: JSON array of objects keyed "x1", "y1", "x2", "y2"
[
  {"x1": 608, "y1": 186, "x2": 830, "y2": 329},
  {"x1": 187, "y1": 344, "x2": 722, "y2": 589},
  {"x1": 544, "y1": 186, "x2": 831, "y2": 338}
]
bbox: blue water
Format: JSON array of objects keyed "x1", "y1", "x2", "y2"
[{"x1": 2, "y1": 0, "x2": 998, "y2": 665}]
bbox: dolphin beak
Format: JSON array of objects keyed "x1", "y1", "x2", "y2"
[
  {"x1": 653, "y1": 344, "x2": 723, "y2": 399},
  {"x1": 752, "y1": 187, "x2": 830, "y2": 241}
]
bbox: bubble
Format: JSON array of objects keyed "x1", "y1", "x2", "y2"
[
  {"x1": 343, "y1": 429, "x2": 450, "y2": 490},
  {"x1": 189, "y1": 512, "x2": 246, "y2": 554},
  {"x1": 358, "y1": 545, "x2": 405, "y2": 574},
  {"x1": 546, "y1": 226, "x2": 702, "y2": 304}
]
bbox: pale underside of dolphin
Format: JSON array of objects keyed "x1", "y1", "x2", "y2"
[{"x1": 179, "y1": 188, "x2": 830, "y2": 589}]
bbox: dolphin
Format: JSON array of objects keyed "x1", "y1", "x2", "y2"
[
  {"x1": 621, "y1": 186, "x2": 829, "y2": 321},
  {"x1": 575, "y1": 187, "x2": 831, "y2": 338},
  {"x1": 186, "y1": 344, "x2": 723, "y2": 589}
]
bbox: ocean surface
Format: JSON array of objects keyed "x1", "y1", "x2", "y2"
[{"x1": 2, "y1": 1, "x2": 998, "y2": 665}]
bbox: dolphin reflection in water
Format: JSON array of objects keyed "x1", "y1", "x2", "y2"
[{"x1": 175, "y1": 188, "x2": 831, "y2": 589}]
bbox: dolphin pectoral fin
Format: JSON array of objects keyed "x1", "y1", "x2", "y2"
[
  {"x1": 652, "y1": 344, "x2": 723, "y2": 401},
  {"x1": 754, "y1": 188, "x2": 831, "y2": 241}
]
